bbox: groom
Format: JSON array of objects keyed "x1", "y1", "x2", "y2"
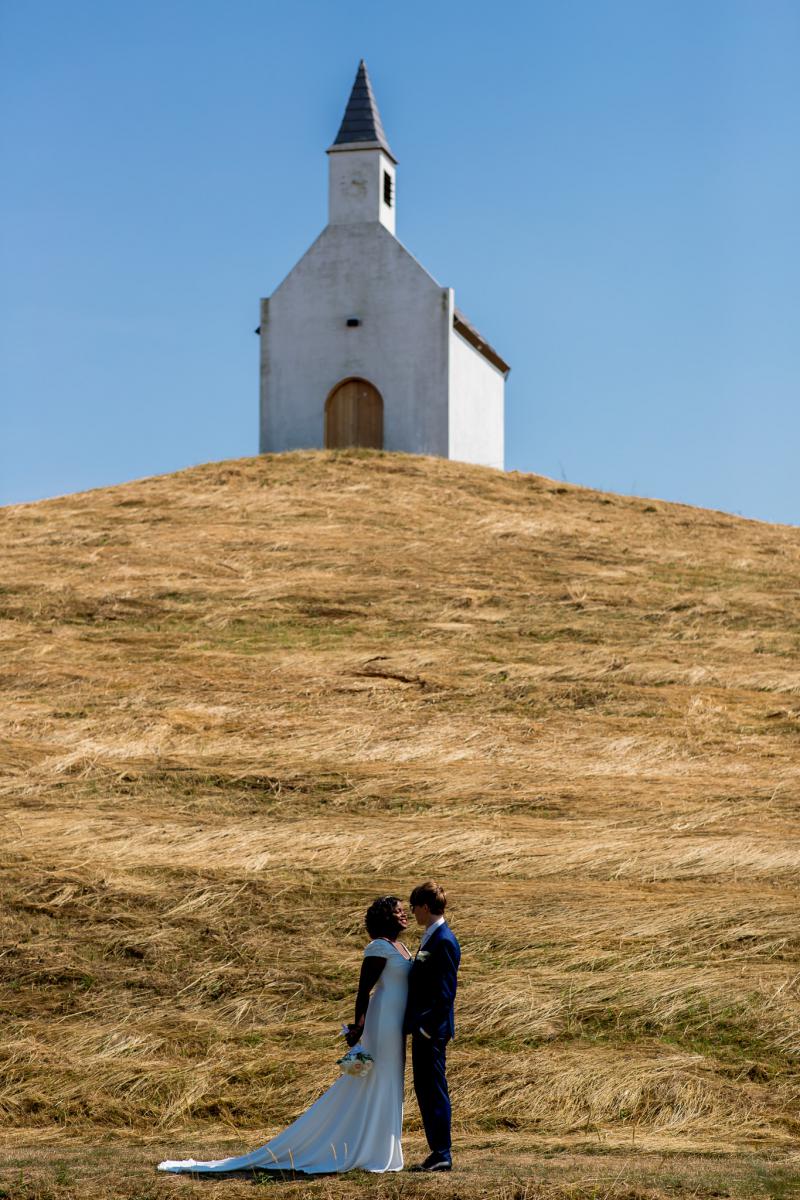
[{"x1": 404, "y1": 880, "x2": 461, "y2": 1173}]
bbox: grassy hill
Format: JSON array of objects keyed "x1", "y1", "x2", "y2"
[{"x1": 1, "y1": 450, "x2": 798, "y2": 1200}]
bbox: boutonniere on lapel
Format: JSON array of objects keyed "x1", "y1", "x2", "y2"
[{"x1": 416, "y1": 949, "x2": 431, "y2": 962}]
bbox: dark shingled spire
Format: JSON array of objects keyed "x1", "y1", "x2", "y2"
[{"x1": 329, "y1": 59, "x2": 396, "y2": 162}]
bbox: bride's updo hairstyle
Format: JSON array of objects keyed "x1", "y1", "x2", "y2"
[{"x1": 365, "y1": 895, "x2": 403, "y2": 939}]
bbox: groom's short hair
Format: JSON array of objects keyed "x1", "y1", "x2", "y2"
[{"x1": 409, "y1": 880, "x2": 447, "y2": 915}]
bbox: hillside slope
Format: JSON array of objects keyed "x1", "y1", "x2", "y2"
[{"x1": 1, "y1": 450, "x2": 798, "y2": 1196}]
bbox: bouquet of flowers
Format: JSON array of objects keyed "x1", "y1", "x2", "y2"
[
  {"x1": 338, "y1": 1027, "x2": 374, "y2": 1076},
  {"x1": 337, "y1": 1046, "x2": 374, "y2": 1076}
]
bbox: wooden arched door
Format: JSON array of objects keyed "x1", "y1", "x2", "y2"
[{"x1": 325, "y1": 378, "x2": 383, "y2": 450}]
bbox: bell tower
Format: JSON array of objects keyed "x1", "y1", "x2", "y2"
[{"x1": 326, "y1": 60, "x2": 397, "y2": 236}]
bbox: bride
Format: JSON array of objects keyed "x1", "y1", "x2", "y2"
[{"x1": 158, "y1": 896, "x2": 413, "y2": 1175}]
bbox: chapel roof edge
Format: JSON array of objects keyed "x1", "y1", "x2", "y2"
[{"x1": 453, "y1": 309, "x2": 511, "y2": 376}]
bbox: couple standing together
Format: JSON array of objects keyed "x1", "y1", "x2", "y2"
[{"x1": 158, "y1": 880, "x2": 460, "y2": 1176}]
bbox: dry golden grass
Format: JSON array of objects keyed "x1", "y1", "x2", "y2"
[{"x1": 1, "y1": 449, "x2": 799, "y2": 1198}]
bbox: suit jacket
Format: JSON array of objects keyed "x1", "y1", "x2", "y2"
[{"x1": 404, "y1": 921, "x2": 461, "y2": 1041}]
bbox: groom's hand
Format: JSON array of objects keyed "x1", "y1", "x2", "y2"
[{"x1": 344, "y1": 1023, "x2": 362, "y2": 1047}]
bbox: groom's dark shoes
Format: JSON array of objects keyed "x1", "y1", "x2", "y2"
[{"x1": 409, "y1": 1151, "x2": 452, "y2": 1172}]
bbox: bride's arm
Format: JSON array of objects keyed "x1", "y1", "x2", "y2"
[{"x1": 346, "y1": 957, "x2": 386, "y2": 1043}]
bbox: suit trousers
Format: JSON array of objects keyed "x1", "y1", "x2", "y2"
[{"x1": 411, "y1": 1033, "x2": 451, "y2": 1154}]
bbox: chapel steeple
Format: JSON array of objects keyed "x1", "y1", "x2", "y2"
[
  {"x1": 327, "y1": 60, "x2": 397, "y2": 235},
  {"x1": 329, "y1": 59, "x2": 396, "y2": 162}
]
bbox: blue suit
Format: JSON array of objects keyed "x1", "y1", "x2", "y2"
[{"x1": 404, "y1": 922, "x2": 461, "y2": 1155}]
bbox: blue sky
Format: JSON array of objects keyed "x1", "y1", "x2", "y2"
[{"x1": 2, "y1": 0, "x2": 798, "y2": 523}]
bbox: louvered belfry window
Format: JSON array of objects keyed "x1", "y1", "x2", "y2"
[{"x1": 383, "y1": 171, "x2": 393, "y2": 207}]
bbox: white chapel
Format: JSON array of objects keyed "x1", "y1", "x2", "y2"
[{"x1": 258, "y1": 61, "x2": 509, "y2": 469}]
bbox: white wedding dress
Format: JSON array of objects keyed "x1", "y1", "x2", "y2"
[{"x1": 158, "y1": 940, "x2": 412, "y2": 1175}]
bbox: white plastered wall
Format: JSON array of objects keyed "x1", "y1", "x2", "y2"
[
  {"x1": 448, "y1": 328, "x2": 505, "y2": 469},
  {"x1": 260, "y1": 222, "x2": 450, "y2": 456},
  {"x1": 328, "y1": 148, "x2": 396, "y2": 234}
]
